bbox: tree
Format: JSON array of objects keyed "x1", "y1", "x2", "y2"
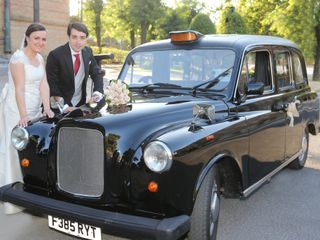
[
  {"x1": 217, "y1": 4, "x2": 246, "y2": 34},
  {"x1": 313, "y1": 0, "x2": 320, "y2": 81},
  {"x1": 175, "y1": 0, "x2": 205, "y2": 26},
  {"x1": 128, "y1": 0, "x2": 164, "y2": 44},
  {"x1": 105, "y1": 0, "x2": 137, "y2": 49},
  {"x1": 83, "y1": 0, "x2": 106, "y2": 52},
  {"x1": 238, "y1": 0, "x2": 320, "y2": 81},
  {"x1": 238, "y1": 0, "x2": 279, "y2": 35},
  {"x1": 152, "y1": 0, "x2": 205, "y2": 40},
  {"x1": 189, "y1": 13, "x2": 216, "y2": 34},
  {"x1": 268, "y1": 0, "x2": 315, "y2": 62},
  {"x1": 154, "y1": 8, "x2": 187, "y2": 40}
]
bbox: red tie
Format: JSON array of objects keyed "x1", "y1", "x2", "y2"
[{"x1": 74, "y1": 53, "x2": 80, "y2": 75}]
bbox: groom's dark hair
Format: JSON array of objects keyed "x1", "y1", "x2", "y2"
[
  {"x1": 67, "y1": 22, "x2": 89, "y2": 37},
  {"x1": 24, "y1": 23, "x2": 46, "y2": 47}
]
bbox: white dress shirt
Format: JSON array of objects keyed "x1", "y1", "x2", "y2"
[{"x1": 70, "y1": 45, "x2": 85, "y2": 106}]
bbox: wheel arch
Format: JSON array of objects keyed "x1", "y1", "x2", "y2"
[
  {"x1": 307, "y1": 122, "x2": 317, "y2": 136},
  {"x1": 193, "y1": 154, "x2": 243, "y2": 202}
]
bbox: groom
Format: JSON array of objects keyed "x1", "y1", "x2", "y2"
[{"x1": 46, "y1": 22, "x2": 104, "y2": 110}]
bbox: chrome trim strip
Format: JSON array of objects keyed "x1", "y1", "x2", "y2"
[{"x1": 242, "y1": 150, "x2": 302, "y2": 198}]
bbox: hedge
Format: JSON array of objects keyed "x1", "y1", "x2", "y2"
[{"x1": 91, "y1": 46, "x2": 129, "y2": 64}]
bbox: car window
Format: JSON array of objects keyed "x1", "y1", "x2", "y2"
[
  {"x1": 275, "y1": 52, "x2": 292, "y2": 88},
  {"x1": 238, "y1": 51, "x2": 272, "y2": 95},
  {"x1": 292, "y1": 52, "x2": 305, "y2": 85},
  {"x1": 122, "y1": 49, "x2": 235, "y2": 91}
]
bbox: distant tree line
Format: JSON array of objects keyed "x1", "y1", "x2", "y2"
[{"x1": 74, "y1": 0, "x2": 320, "y2": 80}]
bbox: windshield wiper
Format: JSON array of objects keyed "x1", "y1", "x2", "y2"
[
  {"x1": 192, "y1": 66, "x2": 233, "y2": 95},
  {"x1": 130, "y1": 82, "x2": 183, "y2": 92}
]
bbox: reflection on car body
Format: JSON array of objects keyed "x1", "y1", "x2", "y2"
[{"x1": 1, "y1": 30, "x2": 319, "y2": 240}]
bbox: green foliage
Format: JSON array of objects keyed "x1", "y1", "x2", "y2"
[
  {"x1": 152, "y1": 0, "x2": 205, "y2": 40},
  {"x1": 104, "y1": 0, "x2": 135, "y2": 48},
  {"x1": 91, "y1": 46, "x2": 129, "y2": 64},
  {"x1": 128, "y1": 0, "x2": 164, "y2": 44},
  {"x1": 83, "y1": 0, "x2": 106, "y2": 51},
  {"x1": 82, "y1": 0, "x2": 319, "y2": 78},
  {"x1": 176, "y1": 0, "x2": 205, "y2": 26},
  {"x1": 189, "y1": 13, "x2": 216, "y2": 34},
  {"x1": 153, "y1": 7, "x2": 189, "y2": 40},
  {"x1": 238, "y1": 0, "x2": 279, "y2": 35},
  {"x1": 70, "y1": 15, "x2": 81, "y2": 22},
  {"x1": 238, "y1": 0, "x2": 316, "y2": 61},
  {"x1": 217, "y1": 4, "x2": 246, "y2": 34},
  {"x1": 269, "y1": 0, "x2": 316, "y2": 60}
]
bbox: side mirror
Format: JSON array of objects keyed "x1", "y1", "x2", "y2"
[
  {"x1": 246, "y1": 82, "x2": 264, "y2": 95},
  {"x1": 50, "y1": 97, "x2": 64, "y2": 113},
  {"x1": 192, "y1": 104, "x2": 215, "y2": 122}
]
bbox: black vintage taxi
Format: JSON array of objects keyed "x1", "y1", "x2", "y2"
[{"x1": 1, "y1": 31, "x2": 319, "y2": 240}]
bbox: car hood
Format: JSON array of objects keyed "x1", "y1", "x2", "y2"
[
  {"x1": 29, "y1": 95, "x2": 228, "y2": 158},
  {"x1": 77, "y1": 95, "x2": 228, "y2": 150}
]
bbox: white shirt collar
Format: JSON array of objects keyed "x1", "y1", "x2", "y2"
[{"x1": 69, "y1": 44, "x2": 81, "y2": 56}]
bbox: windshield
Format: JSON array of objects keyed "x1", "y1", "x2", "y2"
[{"x1": 119, "y1": 49, "x2": 235, "y2": 92}]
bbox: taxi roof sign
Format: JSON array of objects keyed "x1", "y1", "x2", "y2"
[{"x1": 169, "y1": 30, "x2": 203, "y2": 44}]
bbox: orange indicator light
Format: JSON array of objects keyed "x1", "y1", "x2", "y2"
[
  {"x1": 206, "y1": 135, "x2": 214, "y2": 141},
  {"x1": 148, "y1": 181, "x2": 158, "y2": 193},
  {"x1": 21, "y1": 158, "x2": 30, "y2": 168}
]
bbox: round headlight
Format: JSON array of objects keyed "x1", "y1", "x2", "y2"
[
  {"x1": 143, "y1": 141, "x2": 172, "y2": 173},
  {"x1": 11, "y1": 126, "x2": 29, "y2": 150}
]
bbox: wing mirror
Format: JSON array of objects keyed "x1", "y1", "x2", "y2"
[
  {"x1": 50, "y1": 97, "x2": 65, "y2": 113},
  {"x1": 189, "y1": 104, "x2": 215, "y2": 132},
  {"x1": 192, "y1": 104, "x2": 215, "y2": 122}
]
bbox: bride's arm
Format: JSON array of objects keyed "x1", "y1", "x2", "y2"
[
  {"x1": 10, "y1": 62, "x2": 29, "y2": 127},
  {"x1": 40, "y1": 75, "x2": 54, "y2": 118}
]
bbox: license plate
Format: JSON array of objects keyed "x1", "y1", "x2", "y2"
[{"x1": 48, "y1": 215, "x2": 101, "y2": 240}]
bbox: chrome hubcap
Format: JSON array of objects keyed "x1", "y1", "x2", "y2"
[
  {"x1": 298, "y1": 132, "x2": 307, "y2": 163},
  {"x1": 209, "y1": 184, "x2": 219, "y2": 237}
]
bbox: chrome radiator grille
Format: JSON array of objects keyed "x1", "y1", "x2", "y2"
[{"x1": 57, "y1": 127, "x2": 104, "y2": 197}]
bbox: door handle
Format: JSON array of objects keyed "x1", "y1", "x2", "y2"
[{"x1": 272, "y1": 103, "x2": 288, "y2": 112}]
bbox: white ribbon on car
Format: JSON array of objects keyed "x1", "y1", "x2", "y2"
[{"x1": 287, "y1": 99, "x2": 300, "y2": 127}]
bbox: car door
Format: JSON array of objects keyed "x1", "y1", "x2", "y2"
[
  {"x1": 237, "y1": 48, "x2": 286, "y2": 186},
  {"x1": 276, "y1": 50, "x2": 306, "y2": 159}
]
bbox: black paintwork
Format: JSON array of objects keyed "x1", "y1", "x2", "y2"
[{"x1": 1, "y1": 34, "x2": 319, "y2": 239}]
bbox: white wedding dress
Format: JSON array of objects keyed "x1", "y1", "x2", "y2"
[{"x1": 0, "y1": 49, "x2": 45, "y2": 214}]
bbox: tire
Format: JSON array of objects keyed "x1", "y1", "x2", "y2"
[
  {"x1": 288, "y1": 128, "x2": 309, "y2": 169},
  {"x1": 189, "y1": 165, "x2": 220, "y2": 240}
]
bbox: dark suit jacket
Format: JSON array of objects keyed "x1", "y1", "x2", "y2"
[{"x1": 46, "y1": 43, "x2": 103, "y2": 106}]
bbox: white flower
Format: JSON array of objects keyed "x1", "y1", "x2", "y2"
[{"x1": 105, "y1": 80, "x2": 131, "y2": 106}]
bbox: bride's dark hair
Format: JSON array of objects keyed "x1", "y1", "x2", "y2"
[{"x1": 24, "y1": 23, "x2": 46, "y2": 47}]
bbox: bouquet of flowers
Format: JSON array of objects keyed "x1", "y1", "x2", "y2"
[{"x1": 105, "y1": 80, "x2": 132, "y2": 106}]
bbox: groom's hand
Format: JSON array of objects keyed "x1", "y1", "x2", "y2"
[
  {"x1": 63, "y1": 106, "x2": 77, "y2": 113},
  {"x1": 43, "y1": 108, "x2": 55, "y2": 118}
]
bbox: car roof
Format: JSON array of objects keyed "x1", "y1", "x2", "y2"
[{"x1": 132, "y1": 34, "x2": 299, "y2": 53}]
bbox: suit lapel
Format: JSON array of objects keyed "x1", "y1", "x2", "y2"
[
  {"x1": 63, "y1": 44, "x2": 74, "y2": 84},
  {"x1": 82, "y1": 47, "x2": 90, "y2": 79}
]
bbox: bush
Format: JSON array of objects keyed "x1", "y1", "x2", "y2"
[
  {"x1": 91, "y1": 46, "x2": 129, "y2": 64},
  {"x1": 189, "y1": 13, "x2": 216, "y2": 34}
]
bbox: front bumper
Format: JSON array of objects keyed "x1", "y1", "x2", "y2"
[{"x1": 0, "y1": 182, "x2": 189, "y2": 240}]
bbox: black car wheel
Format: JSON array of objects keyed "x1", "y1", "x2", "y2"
[
  {"x1": 288, "y1": 128, "x2": 309, "y2": 169},
  {"x1": 189, "y1": 165, "x2": 220, "y2": 240}
]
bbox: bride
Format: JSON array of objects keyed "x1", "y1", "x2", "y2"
[{"x1": 0, "y1": 23, "x2": 54, "y2": 214}]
